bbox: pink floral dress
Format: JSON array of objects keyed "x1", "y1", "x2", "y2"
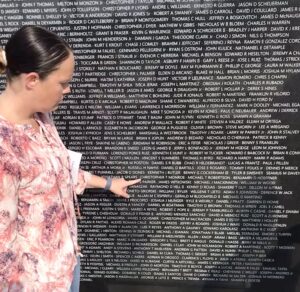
[{"x1": 0, "y1": 113, "x2": 91, "y2": 291}]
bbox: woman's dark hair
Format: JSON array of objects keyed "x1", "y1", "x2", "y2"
[{"x1": 5, "y1": 25, "x2": 71, "y2": 81}]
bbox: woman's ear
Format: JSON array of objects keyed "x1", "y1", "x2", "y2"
[{"x1": 24, "y1": 72, "x2": 40, "y2": 90}]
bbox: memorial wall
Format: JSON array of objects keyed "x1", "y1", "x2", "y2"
[{"x1": 1, "y1": 0, "x2": 300, "y2": 291}]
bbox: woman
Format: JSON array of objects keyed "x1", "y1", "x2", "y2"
[{"x1": 0, "y1": 26, "x2": 140, "y2": 291}]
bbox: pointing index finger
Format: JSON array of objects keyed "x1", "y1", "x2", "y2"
[{"x1": 126, "y1": 178, "x2": 142, "y2": 186}]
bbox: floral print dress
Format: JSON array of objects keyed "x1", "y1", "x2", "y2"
[{"x1": 0, "y1": 113, "x2": 91, "y2": 291}]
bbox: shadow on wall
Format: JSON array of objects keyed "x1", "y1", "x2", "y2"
[{"x1": 80, "y1": 282, "x2": 246, "y2": 292}]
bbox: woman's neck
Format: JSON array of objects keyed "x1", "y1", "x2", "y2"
[{"x1": 0, "y1": 87, "x2": 36, "y2": 124}]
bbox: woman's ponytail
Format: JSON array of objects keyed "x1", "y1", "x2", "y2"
[{"x1": 0, "y1": 48, "x2": 7, "y2": 74}]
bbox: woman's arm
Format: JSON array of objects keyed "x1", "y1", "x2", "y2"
[
  {"x1": 86, "y1": 174, "x2": 141, "y2": 198},
  {"x1": 0, "y1": 155, "x2": 20, "y2": 287}
]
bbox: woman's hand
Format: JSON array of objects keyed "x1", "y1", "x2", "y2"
[
  {"x1": 109, "y1": 177, "x2": 141, "y2": 198},
  {"x1": 86, "y1": 174, "x2": 141, "y2": 198}
]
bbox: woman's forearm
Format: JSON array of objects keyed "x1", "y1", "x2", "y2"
[
  {"x1": 85, "y1": 175, "x2": 141, "y2": 199},
  {"x1": 86, "y1": 174, "x2": 107, "y2": 189}
]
